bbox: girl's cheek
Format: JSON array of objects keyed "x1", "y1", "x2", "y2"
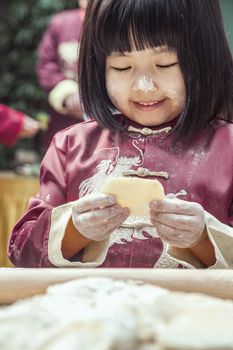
[
  {"x1": 160, "y1": 66, "x2": 186, "y2": 107},
  {"x1": 162, "y1": 72, "x2": 186, "y2": 108},
  {"x1": 106, "y1": 76, "x2": 126, "y2": 108},
  {"x1": 106, "y1": 78, "x2": 118, "y2": 99},
  {"x1": 166, "y1": 88, "x2": 186, "y2": 108}
]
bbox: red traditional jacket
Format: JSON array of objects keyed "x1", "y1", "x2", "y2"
[
  {"x1": 8, "y1": 116, "x2": 233, "y2": 268},
  {"x1": 36, "y1": 8, "x2": 85, "y2": 148},
  {"x1": 0, "y1": 104, "x2": 24, "y2": 146}
]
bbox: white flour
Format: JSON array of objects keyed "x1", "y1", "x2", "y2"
[{"x1": 1, "y1": 277, "x2": 233, "y2": 350}]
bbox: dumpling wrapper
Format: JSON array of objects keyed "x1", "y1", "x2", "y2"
[{"x1": 103, "y1": 177, "x2": 165, "y2": 216}]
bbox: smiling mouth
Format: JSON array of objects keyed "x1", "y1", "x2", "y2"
[{"x1": 133, "y1": 99, "x2": 165, "y2": 111}]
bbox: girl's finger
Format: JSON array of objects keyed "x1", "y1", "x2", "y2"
[
  {"x1": 150, "y1": 198, "x2": 203, "y2": 216},
  {"x1": 150, "y1": 212, "x2": 200, "y2": 231},
  {"x1": 73, "y1": 193, "x2": 117, "y2": 214},
  {"x1": 152, "y1": 220, "x2": 194, "y2": 246},
  {"x1": 75, "y1": 205, "x2": 124, "y2": 226},
  {"x1": 90, "y1": 209, "x2": 131, "y2": 241},
  {"x1": 77, "y1": 208, "x2": 130, "y2": 241}
]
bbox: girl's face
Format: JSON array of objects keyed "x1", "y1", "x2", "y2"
[{"x1": 106, "y1": 47, "x2": 186, "y2": 127}]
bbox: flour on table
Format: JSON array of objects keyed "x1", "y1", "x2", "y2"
[{"x1": 1, "y1": 277, "x2": 233, "y2": 349}]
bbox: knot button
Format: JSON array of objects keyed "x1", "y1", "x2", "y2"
[{"x1": 137, "y1": 167, "x2": 150, "y2": 177}]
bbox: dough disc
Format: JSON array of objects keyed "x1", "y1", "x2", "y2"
[{"x1": 103, "y1": 177, "x2": 165, "y2": 216}]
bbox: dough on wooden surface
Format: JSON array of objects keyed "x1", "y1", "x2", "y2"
[
  {"x1": 103, "y1": 177, "x2": 165, "y2": 216},
  {"x1": 1, "y1": 278, "x2": 233, "y2": 350}
]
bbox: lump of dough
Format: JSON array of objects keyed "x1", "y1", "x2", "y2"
[
  {"x1": 1, "y1": 278, "x2": 233, "y2": 350},
  {"x1": 102, "y1": 177, "x2": 165, "y2": 216},
  {"x1": 158, "y1": 303, "x2": 233, "y2": 349}
]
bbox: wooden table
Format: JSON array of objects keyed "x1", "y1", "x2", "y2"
[
  {"x1": 0, "y1": 268, "x2": 233, "y2": 304},
  {"x1": 0, "y1": 172, "x2": 39, "y2": 267}
]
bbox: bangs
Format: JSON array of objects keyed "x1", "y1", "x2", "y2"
[
  {"x1": 80, "y1": 0, "x2": 233, "y2": 139},
  {"x1": 93, "y1": 0, "x2": 185, "y2": 55}
]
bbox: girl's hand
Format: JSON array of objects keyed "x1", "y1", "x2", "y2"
[
  {"x1": 72, "y1": 193, "x2": 130, "y2": 241},
  {"x1": 150, "y1": 198, "x2": 206, "y2": 248}
]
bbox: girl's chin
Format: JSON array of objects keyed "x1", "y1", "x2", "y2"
[{"x1": 128, "y1": 115, "x2": 174, "y2": 127}]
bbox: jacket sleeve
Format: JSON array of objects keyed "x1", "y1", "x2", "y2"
[
  {"x1": 36, "y1": 17, "x2": 65, "y2": 93},
  {"x1": 36, "y1": 17, "x2": 79, "y2": 114},
  {"x1": 8, "y1": 132, "x2": 109, "y2": 268},
  {"x1": 0, "y1": 104, "x2": 24, "y2": 146},
  {"x1": 8, "y1": 133, "x2": 68, "y2": 267}
]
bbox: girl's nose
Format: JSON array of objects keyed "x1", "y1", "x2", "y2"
[{"x1": 132, "y1": 75, "x2": 157, "y2": 93}]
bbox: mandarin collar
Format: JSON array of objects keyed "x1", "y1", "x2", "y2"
[{"x1": 115, "y1": 114, "x2": 180, "y2": 134}]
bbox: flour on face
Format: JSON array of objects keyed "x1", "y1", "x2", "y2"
[{"x1": 132, "y1": 75, "x2": 157, "y2": 92}]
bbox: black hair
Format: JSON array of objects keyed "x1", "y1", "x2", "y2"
[{"x1": 78, "y1": 0, "x2": 233, "y2": 140}]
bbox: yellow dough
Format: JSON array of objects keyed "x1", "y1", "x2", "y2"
[{"x1": 103, "y1": 177, "x2": 165, "y2": 216}]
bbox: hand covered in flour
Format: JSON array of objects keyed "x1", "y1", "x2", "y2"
[
  {"x1": 149, "y1": 198, "x2": 206, "y2": 248},
  {"x1": 72, "y1": 193, "x2": 130, "y2": 241}
]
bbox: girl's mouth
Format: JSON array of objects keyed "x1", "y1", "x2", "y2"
[{"x1": 133, "y1": 99, "x2": 166, "y2": 111}]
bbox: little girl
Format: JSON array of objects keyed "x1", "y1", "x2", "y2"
[{"x1": 9, "y1": 0, "x2": 233, "y2": 269}]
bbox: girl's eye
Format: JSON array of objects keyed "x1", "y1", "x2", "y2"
[
  {"x1": 112, "y1": 66, "x2": 131, "y2": 72},
  {"x1": 156, "y1": 62, "x2": 178, "y2": 69}
]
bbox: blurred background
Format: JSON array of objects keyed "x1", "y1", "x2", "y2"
[{"x1": 0, "y1": 0, "x2": 78, "y2": 170}]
